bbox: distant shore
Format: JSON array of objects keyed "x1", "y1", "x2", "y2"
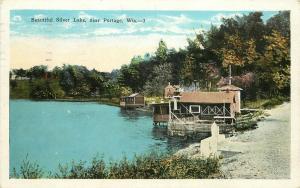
[{"x1": 10, "y1": 97, "x2": 121, "y2": 107}]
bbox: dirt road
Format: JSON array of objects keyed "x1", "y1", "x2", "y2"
[{"x1": 219, "y1": 102, "x2": 290, "y2": 178}]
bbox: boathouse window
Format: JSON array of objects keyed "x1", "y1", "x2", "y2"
[{"x1": 189, "y1": 105, "x2": 200, "y2": 113}]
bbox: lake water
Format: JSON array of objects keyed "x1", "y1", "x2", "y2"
[{"x1": 9, "y1": 100, "x2": 193, "y2": 174}]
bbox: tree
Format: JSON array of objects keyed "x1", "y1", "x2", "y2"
[
  {"x1": 88, "y1": 69, "x2": 104, "y2": 94},
  {"x1": 256, "y1": 30, "x2": 290, "y2": 96},
  {"x1": 144, "y1": 63, "x2": 172, "y2": 96},
  {"x1": 28, "y1": 65, "x2": 48, "y2": 79},
  {"x1": 266, "y1": 11, "x2": 290, "y2": 39},
  {"x1": 13, "y1": 68, "x2": 27, "y2": 79},
  {"x1": 155, "y1": 40, "x2": 168, "y2": 64},
  {"x1": 117, "y1": 57, "x2": 143, "y2": 92}
]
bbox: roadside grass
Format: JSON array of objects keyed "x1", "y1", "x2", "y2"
[
  {"x1": 243, "y1": 96, "x2": 288, "y2": 109},
  {"x1": 11, "y1": 152, "x2": 221, "y2": 179}
]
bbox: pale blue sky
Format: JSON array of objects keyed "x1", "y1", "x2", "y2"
[
  {"x1": 10, "y1": 10, "x2": 278, "y2": 38},
  {"x1": 10, "y1": 10, "x2": 279, "y2": 71}
]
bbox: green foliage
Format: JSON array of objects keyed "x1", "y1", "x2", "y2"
[
  {"x1": 9, "y1": 11, "x2": 290, "y2": 100},
  {"x1": 12, "y1": 153, "x2": 221, "y2": 179},
  {"x1": 155, "y1": 40, "x2": 168, "y2": 64},
  {"x1": 144, "y1": 63, "x2": 173, "y2": 96},
  {"x1": 243, "y1": 96, "x2": 287, "y2": 109},
  {"x1": 10, "y1": 80, "x2": 31, "y2": 99},
  {"x1": 261, "y1": 97, "x2": 285, "y2": 109},
  {"x1": 30, "y1": 79, "x2": 65, "y2": 99},
  {"x1": 27, "y1": 65, "x2": 48, "y2": 79},
  {"x1": 12, "y1": 155, "x2": 44, "y2": 179}
]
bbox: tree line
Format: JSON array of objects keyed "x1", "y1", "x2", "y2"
[{"x1": 10, "y1": 11, "x2": 290, "y2": 100}]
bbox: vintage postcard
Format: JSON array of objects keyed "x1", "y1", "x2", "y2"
[{"x1": 0, "y1": 0, "x2": 300, "y2": 187}]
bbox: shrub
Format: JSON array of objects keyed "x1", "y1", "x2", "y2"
[
  {"x1": 12, "y1": 155, "x2": 44, "y2": 179},
  {"x1": 262, "y1": 97, "x2": 284, "y2": 109},
  {"x1": 12, "y1": 153, "x2": 221, "y2": 179}
]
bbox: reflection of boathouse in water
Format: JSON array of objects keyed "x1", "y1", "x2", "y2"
[{"x1": 152, "y1": 83, "x2": 242, "y2": 136}]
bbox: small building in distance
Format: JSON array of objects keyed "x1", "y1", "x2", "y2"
[
  {"x1": 164, "y1": 82, "x2": 181, "y2": 99},
  {"x1": 120, "y1": 93, "x2": 145, "y2": 109},
  {"x1": 217, "y1": 84, "x2": 242, "y2": 113}
]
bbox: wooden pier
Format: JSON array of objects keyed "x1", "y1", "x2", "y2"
[{"x1": 168, "y1": 120, "x2": 234, "y2": 137}]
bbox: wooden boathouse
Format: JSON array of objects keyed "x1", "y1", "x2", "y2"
[
  {"x1": 151, "y1": 84, "x2": 242, "y2": 136},
  {"x1": 120, "y1": 93, "x2": 145, "y2": 109}
]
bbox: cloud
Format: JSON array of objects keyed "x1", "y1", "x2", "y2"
[
  {"x1": 90, "y1": 26, "x2": 195, "y2": 36},
  {"x1": 116, "y1": 14, "x2": 127, "y2": 20},
  {"x1": 150, "y1": 26, "x2": 194, "y2": 35},
  {"x1": 12, "y1": 15, "x2": 22, "y2": 22},
  {"x1": 62, "y1": 22, "x2": 73, "y2": 29},
  {"x1": 34, "y1": 14, "x2": 46, "y2": 19},
  {"x1": 93, "y1": 28, "x2": 124, "y2": 35},
  {"x1": 78, "y1": 11, "x2": 95, "y2": 20},
  {"x1": 211, "y1": 13, "x2": 243, "y2": 22},
  {"x1": 162, "y1": 14, "x2": 194, "y2": 24},
  {"x1": 200, "y1": 13, "x2": 243, "y2": 26}
]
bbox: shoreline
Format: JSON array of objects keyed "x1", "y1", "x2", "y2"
[
  {"x1": 175, "y1": 102, "x2": 290, "y2": 178},
  {"x1": 10, "y1": 98, "x2": 120, "y2": 106},
  {"x1": 10, "y1": 98, "x2": 153, "y2": 112}
]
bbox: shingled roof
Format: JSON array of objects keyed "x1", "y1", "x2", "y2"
[
  {"x1": 128, "y1": 93, "x2": 142, "y2": 97},
  {"x1": 179, "y1": 91, "x2": 235, "y2": 104},
  {"x1": 218, "y1": 84, "x2": 243, "y2": 91}
]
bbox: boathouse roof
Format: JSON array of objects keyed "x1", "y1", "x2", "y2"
[
  {"x1": 128, "y1": 93, "x2": 142, "y2": 97},
  {"x1": 217, "y1": 84, "x2": 243, "y2": 91},
  {"x1": 120, "y1": 93, "x2": 143, "y2": 98},
  {"x1": 180, "y1": 91, "x2": 235, "y2": 104}
]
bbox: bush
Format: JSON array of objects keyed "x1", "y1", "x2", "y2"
[
  {"x1": 262, "y1": 97, "x2": 284, "y2": 109},
  {"x1": 12, "y1": 153, "x2": 221, "y2": 179},
  {"x1": 10, "y1": 80, "x2": 31, "y2": 99},
  {"x1": 12, "y1": 155, "x2": 44, "y2": 179}
]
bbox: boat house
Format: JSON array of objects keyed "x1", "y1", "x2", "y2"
[
  {"x1": 120, "y1": 93, "x2": 145, "y2": 109},
  {"x1": 151, "y1": 84, "x2": 242, "y2": 135},
  {"x1": 164, "y1": 82, "x2": 180, "y2": 98}
]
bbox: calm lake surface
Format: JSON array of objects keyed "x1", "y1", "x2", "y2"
[{"x1": 10, "y1": 100, "x2": 193, "y2": 174}]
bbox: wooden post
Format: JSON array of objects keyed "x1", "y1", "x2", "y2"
[
  {"x1": 169, "y1": 99, "x2": 171, "y2": 122},
  {"x1": 229, "y1": 64, "x2": 232, "y2": 85}
]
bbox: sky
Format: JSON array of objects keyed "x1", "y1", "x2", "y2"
[{"x1": 10, "y1": 10, "x2": 278, "y2": 72}]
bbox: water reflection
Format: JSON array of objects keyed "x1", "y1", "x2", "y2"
[
  {"x1": 151, "y1": 126, "x2": 210, "y2": 153},
  {"x1": 118, "y1": 108, "x2": 152, "y2": 121},
  {"x1": 119, "y1": 108, "x2": 211, "y2": 153}
]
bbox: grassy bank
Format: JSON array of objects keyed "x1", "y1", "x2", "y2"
[
  {"x1": 235, "y1": 110, "x2": 267, "y2": 131},
  {"x1": 236, "y1": 96, "x2": 289, "y2": 131},
  {"x1": 242, "y1": 96, "x2": 289, "y2": 109},
  {"x1": 11, "y1": 153, "x2": 221, "y2": 179}
]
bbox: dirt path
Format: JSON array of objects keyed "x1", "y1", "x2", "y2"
[{"x1": 218, "y1": 102, "x2": 290, "y2": 178}]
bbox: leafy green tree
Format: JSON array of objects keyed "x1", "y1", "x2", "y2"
[
  {"x1": 144, "y1": 63, "x2": 172, "y2": 96},
  {"x1": 88, "y1": 69, "x2": 104, "y2": 94},
  {"x1": 28, "y1": 65, "x2": 48, "y2": 79},
  {"x1": 266, "y1": 11, "x2": 290, "y2": 39},
  {"x1": 13, "y1": 68, "x2": 27, "y2": 79},
  {"x1": 118, "y1": 56, "x2": 143, "y2": 92},
  {"x1": 155, "y1": 40, "x2": 168, "y2": 64},
  {"x1": 30, "y1": 80, "x2": 53, "y2": 99},
  {"x1": 256, "y1": 30, "x2": 290, "y2": 96}
]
